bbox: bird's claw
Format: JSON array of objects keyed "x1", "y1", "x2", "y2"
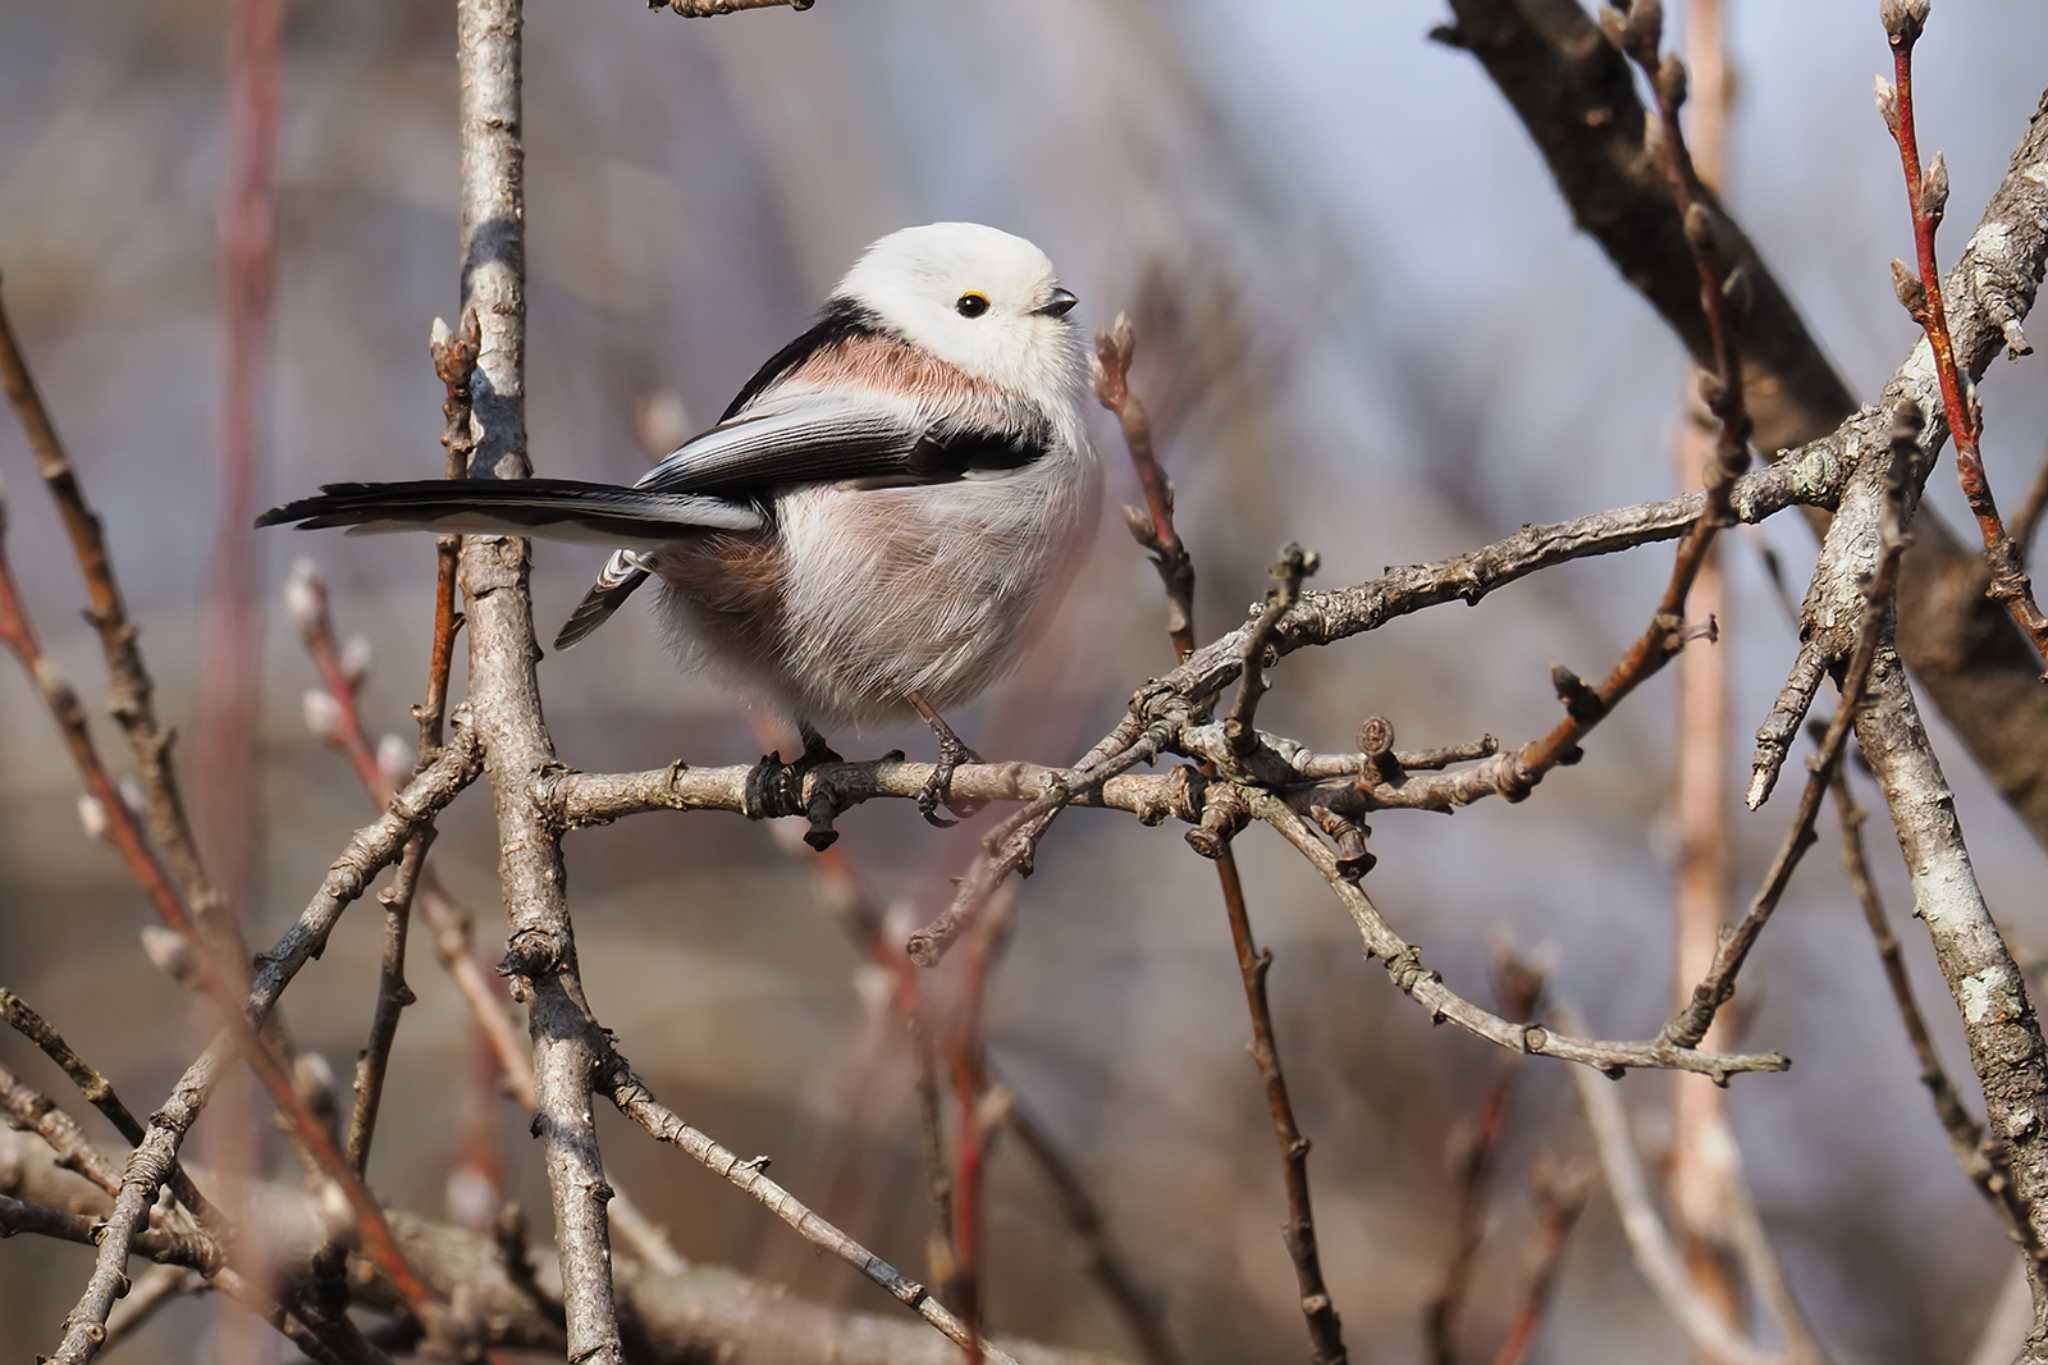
[{"x1": 917, "y1": 731, "x2": 984, "y2": 828}]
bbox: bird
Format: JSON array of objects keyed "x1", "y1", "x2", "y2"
[{"x1": 259, "y1": 222, "x2": 1100, "y2": 826}]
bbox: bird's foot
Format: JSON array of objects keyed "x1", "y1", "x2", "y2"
[
  {"x1": 908, "y1": 694, "x2": 984, "y2": 828},
  {"x1": 744, "y1": 727, "x2": 844, "y2": 826}
]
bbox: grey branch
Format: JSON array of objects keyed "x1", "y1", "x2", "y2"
[
  {"x1": 598, "y1": 1049, "x2": 1013, "y2": 1362},
  {"x1": 40, "y1": 721, "x2": 481, "y2": 1364},
  {"x1": 0, "y1": 1128, "x2": 1121, "y2": 1365},
  {"x1": 453, "y1": 1, "x2": 652, "y2": 1358},
  {"x1": 1437, "y1": 0, "x2": 2048, "y2": 853},
  {"x1": 1565, "y1": 1026, "x2": 1807, "y2": 1365},
  {"x1": 1248, "y1": 789, "x2": 1788, "y2": 1081}
]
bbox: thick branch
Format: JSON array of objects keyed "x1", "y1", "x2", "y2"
[{"x1": 1438, "y1": 1, "x2": 2048, "y2": 849}]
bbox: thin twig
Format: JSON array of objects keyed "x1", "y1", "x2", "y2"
[
  {"x1": 1879, "y1": 0, "x2": 2048, "y2": 664},
  {"x1": 39, "y1": 729, "x2": 481, "y2": 1364},
  {"x1": 1093, "y1": 313, "x2": 1194, "y2": 660},
  {"x1": 0, "y1": 989, "x2": 224, "y2": 1233},
  {"x1": 598, "y1": 1046, "x2": 1019, "y2": 1364},
  {"x1": 1097, "y1": 313, "x2": 1309, "y2": 1365},
  {"x1": 2011, "y1": 443, "x2": 2048, "y2": 570},
  {"x1": 655, "y1": 0, "x2": 816, "y2": 14},
  {"x1": 1487, "y1": 1161, "x2": 1591, "y2": 1365},
  {"x1": 0, "y1": 282, "x2": 231, "y2": 943},
  {"x1": 1662, "y1": 407, "x2": 1919, "y2": 1049},
  {"x1": 1564, "y1": 1036, "x2": 1784, "y2": 1365},
  {"x1": 1251, "y1": 790, "x2": 1788, "y2": 1081},
  {"x1": 1426, "y1": 958, "x2": 1546, "y2": 1365}
]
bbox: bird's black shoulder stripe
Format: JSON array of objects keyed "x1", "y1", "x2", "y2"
[
  {"x1": 906, "y1": 417, "x2": 1055, "y2": 481},
  {"x1": 719, "y1": 296, "x2": 890, "y2": 422}
]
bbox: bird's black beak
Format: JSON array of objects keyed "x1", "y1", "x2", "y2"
[{"x1": 1034, "y1": 287, "x2": 1079, "y2": 318}]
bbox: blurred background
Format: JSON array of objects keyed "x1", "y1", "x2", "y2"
[{"x1": 4, "y1": 1, "x2": 2048, "y2": 1361}]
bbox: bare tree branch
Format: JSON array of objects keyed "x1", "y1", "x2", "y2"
[
  {"x1": 451, "y1": 2, "x2": 627, "y2": 1360},
  {"x1": 1435, "y1": 0, "x2": 2048, "y2": 852},
  {"x1": 1879, "y1": 3, "x2": 2048, "y2": 659}
]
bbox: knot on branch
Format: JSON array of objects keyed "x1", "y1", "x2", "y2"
[
  {"x1": 1186, "y1": 780, "x2": 1248, "y2": 859},
  {"x1": 1549, "y1": 666, "x2": 1605, "y2": 722},
  {"x1": 1135, "y1": 763, "x2": 1202, "y2": 829},
  {"x1": 1310, "y1": 800, "x2": 1375, "y2": 880},
  {"x1": 498, "y1": 928, "x2": 566, "y2": 982},
  {"x1": 1387, "y1": 946, "x2": 1436, "y2": 995}
]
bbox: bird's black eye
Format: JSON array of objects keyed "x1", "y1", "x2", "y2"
[{"x1": 955, "y1": 291, "x2": 990, "y2": 319}]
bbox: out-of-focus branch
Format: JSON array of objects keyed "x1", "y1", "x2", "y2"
[
  {"x1": 1665, "y1": 0, "x2": 1742, "y2": 1327},
  {"x1": 0, "y1": 490, "x2": 201, "y2": 946},
  {"x1": 1564, "y1": 1034, "x2": 1800, "y2": 1365},
  {"x1": 0, "y1": 989, "x2": 223, "y2": 1233},
  {"x1": 37, "y1": 727, "x2": 481, "y2": 1364},
  {"x1": 1879, "y1": 2, "x2": 2048, "y2": 662},
  {"x1": 0, "y1": 1129, "x2": 1122, "y2": 1365},
  {"x1": 775, "y1": 816, "x2": 1179, "y2": 1365},
  {"x1": 1426, "y1": 958, "x2": 1545, "y2": 1365},
  {"x1": 1436, "y1": 0, "x2": 2048, "y2": 851},
  {"x1": 196, "y1": 0, "x2": 283, "y2": 926},
  {"x1": 2012, "y1": 445, "x2": 2048, "y2": 569},
  {"x1": 1488, "y1": 1159, "x2": 1591, "y2": 1365},
  {"x1": 0, "y1": 283, "x2": 232, "y2": 943}
]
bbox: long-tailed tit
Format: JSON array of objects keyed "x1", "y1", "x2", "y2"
[{"x1": 260, "y1": 222, "x2": 1100, "y2": 822}]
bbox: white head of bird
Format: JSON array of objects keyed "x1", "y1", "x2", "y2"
[{"x1": 835, "y1": 222, "x2": 1084, "y2": 400}]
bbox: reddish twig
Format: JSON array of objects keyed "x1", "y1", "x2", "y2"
[
  {"x1": 1093, "y1": 313, "x2": 1194, "y2": 660},
  {"x1": 1878, "y1": 0, "x2": 2048, "y2": 664},
  {"x1": 1216, "y1": 836, "x2": 1347, "y2": 1362},
  {"x1": 1098, "y1": 315, "x2": 1339, "y2": 1361},
  {"x1": 0, "y1": 515, "x2": 200, "y2": 947},
  {"x1": 1488, "y1": 1162, "x2": 1592, "y2": 1365},
  {"x1": 195, "y1": 0, "x2": 284, "y2": 920},
  {"x1": 1426, "y1": 957, "x2": 1546, "y2": 1365},
  {"x1": 0, "y1": 283, "x2": 231, "y2": 944},
  {"x1": 946, "y1": 891, "x2": 1016, "y2": 1362},
  {"x1": 422, "y1": 312, "x2": 480, "y2": 762}
]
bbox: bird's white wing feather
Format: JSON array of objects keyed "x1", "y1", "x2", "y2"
[{"x1": 635, "y1": 389, "x2": 932, "y2": 498}]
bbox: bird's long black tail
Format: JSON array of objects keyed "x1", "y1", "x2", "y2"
[
  {"x1": 257, "y1": 478, "x2": 761, "y2": 544},
  {"x1": 259, "y1": 478, "x2": 765, "y2": 650}
]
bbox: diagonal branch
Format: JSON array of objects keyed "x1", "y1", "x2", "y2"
[
  {"x1": 1436, "y1": 0, "x2": 2048, "y2": 851},
  {"x1": 1879, "y1": 2, "x2": 2048, "y2": 661}
]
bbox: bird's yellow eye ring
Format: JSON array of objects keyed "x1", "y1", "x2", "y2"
[{"x1": 955, "y1": 291, "x2": 990, "y2": 319}]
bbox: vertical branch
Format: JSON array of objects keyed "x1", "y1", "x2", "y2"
[
  {"x1": 1094, "y1": 319, "x2": 1345, "y2": 1364},
  {"x1": 1666, "y1": 0, "x2": 1742, "y2": 1330},
  {"x1": 452, "y1": 3, "x2": 624, "y2": 1361},
  {"x1": 1878, "y1": 0, "x2": 2048, "y2": 659},
  {"x1": 197, "y1": 0, "x2": 283, "y2": 912}
]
